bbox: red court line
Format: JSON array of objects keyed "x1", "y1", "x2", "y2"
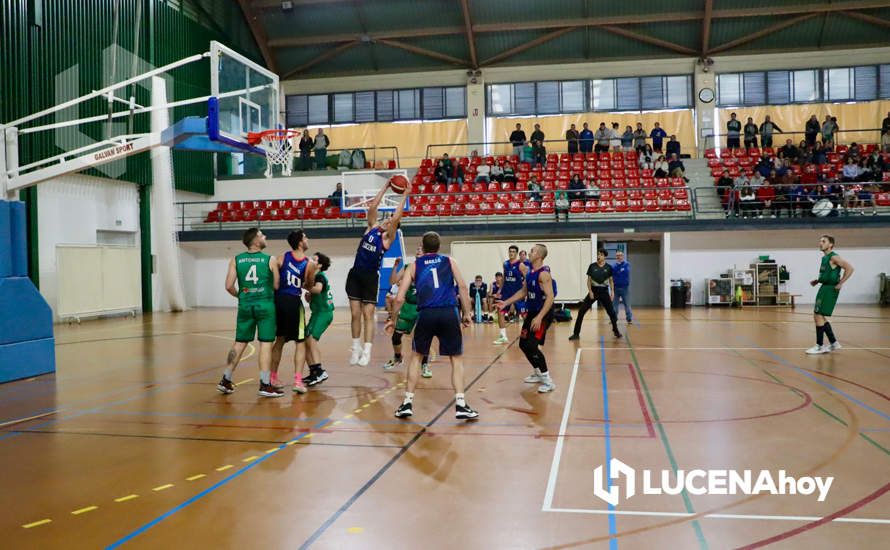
[
  {"x1": 736, "y1": 482, "x2": 890, "y2": 549},
  {"x1": 627, "y1": 363, "x2": 656, "y2": 438}
]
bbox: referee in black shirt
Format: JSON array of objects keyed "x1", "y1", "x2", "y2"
[{"x1": 569, "y1": 249, "x2": 621, "y2": 340}]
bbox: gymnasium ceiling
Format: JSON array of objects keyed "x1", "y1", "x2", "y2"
[{"x1": 235, "y1": 0, "x2": 890, "y2": 80}]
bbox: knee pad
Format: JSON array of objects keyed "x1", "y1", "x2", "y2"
[{"x1": 392, "y1": 332, "x2": 403, "y2": 346}]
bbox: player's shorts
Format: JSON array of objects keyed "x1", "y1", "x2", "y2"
[
  {"x1": 520, "y1": 308, "x2": 554, "y2": 345},
  {"x1": 345, "y1": 267, "x2": 379, "y2": 304},
  {"x1": 814, "y1": 285, "x2": 840, "y2": 316},
  {"x1": 236, "y1": 300, "x2": 276, "y2": 343},
  {"x1": 275, "y1": 294, "x2": 306, "y2": 342},
  {"x1": 306, "y1": 310, "x2": 334, "y2": 341},
  {"x1": 413, "y1": 306, "x2": 462, "y2": 356},
  {"x1": 395, "y1": 302, "x2": 418, "y2": 334},
  {"x1": 500, "y1": 286, "x2": 521, "y2": 314}
]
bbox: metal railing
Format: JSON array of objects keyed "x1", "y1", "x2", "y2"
[
  {"x1": 692, "y1": 181, "x2": 890, "y2": 217},
  {"x1": 700, "y1": 128, "x2": 885, "y2": 152},
  {"x1": 216, "y1": 145, "x2": 401, "y2": 179},
  {"x1": 424, "y1": 138, "x2": 689, "y2": 161}
]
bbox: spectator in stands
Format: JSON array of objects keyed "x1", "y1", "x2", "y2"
[
  {"x1": 743, "y1": 117, "x2": 759, "y2": 149},
  {"x1": 566, "y1": 124, "x2": 580, "y2": 154},
  {"x1": 580, "y1": 122, "x2": 594, "y2": 153},
  {"x1": 650, "y1": 122, "x2": 667, "y2": 153},
  {"x1": 805, "y1": 115, "x2": 820, "y2": 147},
  {"x1": 639, "y1": 145, "x2": 655, "y2": 169},
  {"x1": 739, "y1": 186, "x2": 758, "y2": 218},
  {"x1": 665, "y1": 135, "x2": 681, "y2": 158},
  {"x1": 717, "y1": 169, "x2": 734, "y2": 213},
  {"x1": 298, "y1": 129, "x2": 313, "y2": 171},
  {"x1": 653, "y1": 155, "x2": 669, "y2": 178},
  {"x1": 797, "y1": 140, "x2": 813, "y2": 165},
  {"x1": 812, "y1": 142, "x2": 827, "y2": 165},
  {"x1": 854, "y1": 183, "x2": 878, "y2": 214},
  {"x1": 530, "y1": 124, "x2": 545, "y2": 146},
  {"x1": 757, "y1": 180, "x2": 776, "y2": 218},
  {"x1": 554, "y1": 189, "x2": 570, "y2": 222},
  {"x1": 633, "y1": 122, "x2": 647, "y2": 152},
  {"x1": 621, "y1": 125, "x2": 634, "y2": 152},
  {"x1": 778, "y1": 139, "x2": 798, "y2": 160},
  {"x1": 846, "y1": 142, "x2": 861, "y2": 161},
  {"x1": 442, "y1": 153, "x2": 454, "y2": 173},
  {"x1": 749, "y1": 171, "x2": 764, "y2": 189},
  {"x1": 532, "y1": 139, "x2": 547, "y2": 167},
  {"x1": 509, "y1": 123, "x2": 526, "y2": 159},
  {"x1": 821, "y1": 115, "x2": 838, "y2": 146},
  {"x1": 587, "y1": 177, "x2": 601, "y2": 200},
  {"x1": 454, "y1": 163, "x2": 466, "y2": 184},
  {"x1": 733, "y1": 171, "x2": 750, "y2": 189},
  {"x1": 668, "y1": 154, "x2": 687, "y2": 180},
  {"x1": 475, "y1": 162, "x2": 490, "y2": 183},
  {"x1": 522, "y1": 140, "x2": 534, "y2": 164},
  {"x1": 434, "y1": 160, "x2": 448, "y2": 184},
  {"x1": 568, "y1": 174, "x2": 587, "y2": 200},
  {"x1": 314, "y1": 128, "x2": 330, "y2": 170},
  {"x1": 756, "y1": 155, "x2": 773, "y2": 178},
  {"x1": 882, "y1": 111, "x2": 890, "y2": 153},
  {"x1": 788, "y1": 183, "x2": 807, "y2": 217},
  {"x1": 759, "y1": 116, "x2": 783, "y2": 148},
  {"x1": 609, "y1": 122, "x2": 622, "y2": 151},
  {"x1": 726, "y1": 113, "x2": 741, "y2": 149},
  {"x1": 328, "y1": 182, "x2": 343, "y2": 207},
  {"x1": 490, "y1": 162, "x2": 504, "y2": 182},
  {"x1": 594, "y1": 122, "x2": 610, "y2": 153},
  {"x1": 502, "y1": 163, "x2": 516, "y2": 184},
  {"x1": 867, "y1": 149, "x2": 887, "y2": 175},
  {"x1": 841, "y1": 157, "x2": 860, "y2": 182},
  {"x1": 527, "y1": 176, "x2": 542, "y2": 202}
]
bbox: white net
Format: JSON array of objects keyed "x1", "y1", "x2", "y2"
[{"x1": 259, "y1": 131, "x2": 296, "y2": 178}]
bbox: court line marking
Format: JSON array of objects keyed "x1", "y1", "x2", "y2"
[
  {"x1": 114, "y1": 494, "x2": 138, "y2": 503},
  {"x1": 71, "y1": 505, "x2": 98, "y2": 515},
  {"x1": 578, "y1": 346, "x2": 890, "y2": 351},
  {"x1": 152, "y1": 484, "x2": 174, "y2": 492},
  {"x1": 186, "y1": 474, "x2": 206, "y2": 481},
  {"x1": 542, "y1": 348, "x2": 582, "y2": 510},
  {"x1": 544, "y1": 507, "x2": 890, "y2": 524},
  {"x1": 22, "y1": 519, "x2": 52, "y2": 529},
  {"x1": 599, "y1": 337, "x2": 618, "y2": 549}
]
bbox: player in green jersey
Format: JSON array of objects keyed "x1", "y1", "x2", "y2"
[
  {"x1": 382, "y1": 247, "x2": 431, "y2": 378},
  {"x1": 302, "y1": 252, "x2": 334, "y2": 387},
  {"x1": 217, "y1": 228, "x2": 283, "y2": 397},
  {"x1": 806, "y1": 234, "x2": 854, "y2": 355}
]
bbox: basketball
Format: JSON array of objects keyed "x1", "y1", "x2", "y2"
[{"x1": 388, "y1": 174, "x2": 408, "y2": 194}]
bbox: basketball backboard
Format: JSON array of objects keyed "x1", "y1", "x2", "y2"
[{"x1": 341, "y1": 169, "x2": 410, "y2": 213}]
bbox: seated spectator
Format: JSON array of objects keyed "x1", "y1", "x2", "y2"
[
  {"x1": 653, "y1": 155, "x2": 669, "y2": 178},
  {"x1": 883, "y1": 110, "x2": 890, "y2": 153},
  {"x1": 454, "y1": 163, "x2": 466, "y2": 184},
  {"x1": 502, "y1": 163, "x2": 516, "y2": 184},
  {"x1": 621, "y1": 125, "x2": 634, "y2": 152},
  {"x1": 778, "y1": 139, "x2": 798, "y2": 160},
  {"x1": 587, "y1": 178, "x2": 601, "y2": 199},
  {"x1": 434, "y1": 160, "x2": 448, "y2": 184},
  {"x1": 522, "y1": 141, "x2": 534, "y2": 164},
  {"x1": 847, "y1": 142, "x2": 861, "y2": 161},
  {"x1": 532, "y1": 140, "x2": 547, "y2": 167},
  {"x1": 853, "y1": 183, "x2": 877, "y2": 214},
  {"x1": 554, "y1": 189, "x2": 570, "y2": 222},
  {"x1": 475, "y1": 162, "x2": 491, "y2": 183},
  {"x1": 594, "y1": 123, "x2": 610, "y2": 152},
  {"x1": 749, "y1": 171, "x2": 764, "y2": 189},
  {"x1": 665, "y1": 135, "x2": 681, "y2": 158},
  {"x1": 739, "y1": 186, "x2": 758, "y2": 218},
  {"x1": 841, "y1": 157, "x2": 860, "y2": 182},
  {"x1": 568, "y1": 174, "x2": 587, "y2": 200},
  {"x1": 638, "y1": 145, "x2": 655, "y2": 169},
  {"x1": 609, "y1": 122, "x2": 622, "y2": 151},
  {"x1": 787, "y1": 183, "x2": 806, "y2": 217},
  {"x1": 797, "y1": 141, "x2": 813, "y2": 165},
  {"x1": 756, "y1": 156, "x2": 773, "y2": 178},
  {"x1": 328, "y1": 182, "x2": 343, "y2": 207},
  {"x1": 757, "y1": 181, "x2": 776, "y2": 218},
  {"x1": 633, "y1": 122, "x2": 647, "y2": 152},
  {"x1": 716, "y1": 169, "x2": 734, "y2": 213},
  {"x1": 667, "y1": 154, "x2": 686, "y2": 180},
  {"x1": 733, "y1": 172, "x2": 750, "y2": 189},
  {"x1": 812, "y1": 142, "x2": 827, "y2": 165},
  {"x1": 650, "y1": 122, "x2": 667, "y2": 152},
  {"x1": 527, "y1": 176, "x2": 542, "y2": 202},
  {"x1": 441, "y1": 153, "x2": 454, "y2": 175},
  {"x1": 566, "y1": 124, "x2": 580, "y2": 154},
  {"x1": 469, "y1": 150, "x2": 480, "y2": 164},
  {"x1": 490, "y1": 162, "x2": 504, "y2": 182}
]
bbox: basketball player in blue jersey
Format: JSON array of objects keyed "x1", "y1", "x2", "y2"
[
  {"x1": 496, "y1": 244, "x2": 556, "y2": 392},
  {"x1": 493, "y1": 245, "x2": 528, "y2": 344},
  {"x1": 517, "y1": 249, "x2": 532, "y2": 317},
  {"x1": 387, "y1": 231, "x2": 479, "y2": 420},
  {"x1": 346, "y1": 180, "x2": 409, "y2": 366},
  {"x1": 271, "y1": 230, "x2": 317, "y2": 393}
]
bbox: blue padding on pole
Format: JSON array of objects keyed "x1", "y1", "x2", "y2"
[
  {"x1": 0, "y1": 201, "x2": 11, "y2": 278},
  {"x1": 0, "y1": 337, "x2": 55, "y2": 383},
  {"x1": 0, "y1": 277, "x2": 53, "y2": 345},
  {"x1": 207, "y1": 96, "x2": 220, "y2": 140},
  {"x1": 9, "y1": 200, "x2": 28, "y2": 277},
  {"x1": 377, "y1": 229, "x2": 405, "y2": 307}
]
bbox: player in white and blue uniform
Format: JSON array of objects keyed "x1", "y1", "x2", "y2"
[
  {"x1": 387, "y1": 231, "x2": 479, "y2": 420},
  {"x1": 496, "y1": 244, "x2": 556, "y2": 393}
]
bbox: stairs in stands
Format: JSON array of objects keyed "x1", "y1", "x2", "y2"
[{"x1": 684, "y1": 158, "x2": 724, "y2": 219}]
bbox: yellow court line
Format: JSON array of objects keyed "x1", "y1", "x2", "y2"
[
  {"x1": 347, "y1": 527, "x2": 364, "y2": 534},
  {"x1": 265, "y1": 448, "x2": 279, "y2": 454},
  {"x1": 71, "y1": 506, "x2": 98, "y2": 515},
  {"x1": 354, "y1": 409, "x2": 363, "y2": 414},
  {"x1": 332, "y1": 420, "x2": 342, "y2": 426},
  {"x1": 152, "y1": 484, "x2": 174, "y2": 492},
  {"x1": 235, "y1": 378, "x2": 254, "y2": 386},
  {"x1": 215, "y1": 465, "x2": 234, "y2": 472},
  {"x1": 286, "y1": 440, "x2": 298, "y2": 446},
  {"x1": 22, "y1": 519, "x2": 51, "y2": 529},
  {"x1": 303, "y1": 433, "x2": 313, "y2": 438},
  {"x1": 194, "y1": 334, "x2": 257, "y2": 363},
  {"x1": 242, "y1": 456, "x2": 259, "y2": 462},
  {"x1": 186, "y1": 474, "x2": 206, "y2": 481},
  {"x1": 114, "y1": 494, "x2": 139, "y2": 503},
  {"x1": 369, "y1": 399, "x2": 378, "y2": 404},
  {"x1": 343, "y1": 414, "x2": 354, "y2": 419},
  {"x1": 361, "y1": 404, "x2": 371, "y2": 409}
]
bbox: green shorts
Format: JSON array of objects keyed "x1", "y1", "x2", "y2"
[
  {"x1": 306, "y1": 310, "x2": 334, "y2": 341},
  {"x1": 814, "y1": 285, "x2": 840, "y2": 316},
  {"x1": 395, "y1": 303, "x2": 418, "y2": 334},
  {"x1": 236, "y1": 301, "x2": 276, "y2": 343}
]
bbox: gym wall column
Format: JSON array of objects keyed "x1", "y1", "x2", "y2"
[
  {"x1": 694, "y1": 65, "x2": 717, "y2": 157},
  {"x1": 467, "y1": 78, "x2": 485, "y2": 148}
]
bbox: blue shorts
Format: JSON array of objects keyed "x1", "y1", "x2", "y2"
[{"x1": 413, "y1": 307, "x2": 463, "y2": 356}]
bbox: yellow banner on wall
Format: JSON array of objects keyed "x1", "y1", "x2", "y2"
[{"x1": 321, "y1": 119, "x2": 468, "y2": 167}]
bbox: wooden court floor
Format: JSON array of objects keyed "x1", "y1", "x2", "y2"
[{"x1": 1, "y1": 306, "x2": 889, "y2": 549}]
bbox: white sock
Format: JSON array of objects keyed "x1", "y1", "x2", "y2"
[
  {"x1": 223, "y1": 368, "x2": 233, "y2": 381},
  {"x1": 403, "y1": 391, "x2": 414, "y2": 403},
  {"x1": 260, "y1": 371, "x2": 271, "y2": 384},
  {"x1": 540, "y1": 372, "x2": 552, "y2": 383},
  {"x1": 499, "y1": 328, "x2": 507, "y2": 338},
  {"x1": 455, "y1": 393, "x2": 466, "y2": 407},
  {"x1": 363, "y1": 342, "x2": 372, "y2": 353},
  {"x1": 352, "y1": 338, "x2": 361, "y2": 350}
]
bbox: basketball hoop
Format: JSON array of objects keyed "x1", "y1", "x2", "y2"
[{"x1": 247, "y1": 129, "x2": 298, "y2": 178}]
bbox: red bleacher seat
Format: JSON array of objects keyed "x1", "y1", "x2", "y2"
[
  {"x1": 599, "y1": 200, "x2": 615, "y2": 213},
  {"x1": 493, "y1": 202, "x2": 508, "y2": 215},
  {"x1": 540, "y1": 201, "x2": 554, "y2": 214},
  {"x1": 584, "y1": 200, "x2": 598, "y2": 214},
  {"x1": 675, "y1": 199, "x2": 691, "y2": 211},
  {"x1": 629, "y1": 199, "x2": 644, "y2": 212},
  {"x1": 644, "y1": 199, "x2": 659, "y2": 211},
  {"x1": 205, "y1": 211, "x2": 220, "y2": 223},
  {"x1": 523, "y1": 201, "x2": 539, "y2": 214},
  {"x1": 478, "y1": 202, "x2": 493, "y2": 215}
]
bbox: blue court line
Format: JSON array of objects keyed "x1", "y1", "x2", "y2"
[
  {"x1": 599, "y1": 336, "x2": 618, "y2": 550},
  {"x1": 744, "y1": 339, "x2": 890, "y2": 423},
  {"x1": 106, "y1": 418, "x2": 330, "y2": 549}
]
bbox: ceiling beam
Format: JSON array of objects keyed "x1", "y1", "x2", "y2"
[
  {"x1": 702, "y1": 0, "x2": 713, "y2": 56},
  {"x1": 479, "y1": 27, "x2": 579, "y2": 66},
  {"x1": 839, "y1": 9, "x2": 890, "y2": 30},
  {"x1": 599, "y1": 25, "x2": 699, "y2": 56},
  {"x1": 235, "y1": 0, "x2": 278, "y2": 72},
  {"x1": 254, "y1": 0, "x2": 353, "y2": 8},
  {"x1": 350, "y1": 0, "x2": 378, "y2": 72},
  {"x1": 280, "y1": 41, "x2": 359, "y2": 79},
  {"x1": 269, "y1": 26, "x2": 465, "y2": 48},
  {"x1": 374, "y1": 38, "x2": 470, "y2": 66},
  {"x1": 708, "y1": 13, "x2": 820, "y2": 55},
  {"x1": 459, "y1": 0, "x2": 478, "y2": 69}
]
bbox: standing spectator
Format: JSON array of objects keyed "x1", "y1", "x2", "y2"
[
  {"x1": 328, "y1": 182, "x2": 343, "y2": 207},
  {"x1": 594, "y1": 122, "x2": 610, "y2": 153},
  {"x1": 633, "y1": 122, "x2": 647, "y2": 151},
  {"x1": 568, "y1": 174, "x2": 587, "y2": 200},
  {"x1": 532, "y1": 140, "x2": 547, "y2": 167},
  {"x1": 314, "y1": 128, "x2": 330, "y2": 170},
  {"x1": 530, "y1": 123, "x2": 545, "y2": 146},
  {"x1": 522, "y1": 140, "x2": 534, "y2": 165},
  {"x1": 821, "y1": 115, "x2": 837, "y2": 146},
  {"x1": 638, "y1": 144, "x2": 655, "y2": 169},
  {"x1": 743, "y1": 117, "x2": 759, "y2": 149},
  {"x1": 653, "y1": 155, "x2": 668, "y2": 177},
  {"x1": 509, "y1": 123, "x2": 526, "y2": 159},
  {"x1": 611, "y1": 250, "x2": 633, "y2": 324},
  {"x1": 668, "y1": 154, "x2": 687, "y2": 180},
  {"x1": 882, "y1": 111, "x2": 890, "y2": 153},
  {"x1": 579, "y1": 122, "x2": 594, "y2": 153},
  {"x1": 566, "y1": 123, "x2": 580, "y2": 154},
  {"x1": 298, "y1": 129, "x2": 313, "y2": 171},
  {"x1": 621, "y1": 125, "x2": 634, "y2": 152},
  {"x1": 759, "y1": 116, "x2": 783, "y2": 148},
  {"x1": 726, "y1": 113, "x2": 741, "y2": 149},
  {"x1": 609, "y1": 122, "x2": 622, "y2": 151},
  {"x1": 650, "y1": 122, "x2": 667, "y2": 153},
  {"x1": 805, "y1": 115, "x2": 820, "y2": 147},
  {"x1": 527, "y1": 176, "x2": 542, "y2": 202},
  {"x1": 665, "y1": 135, "x2": 681, "y2": 158}
]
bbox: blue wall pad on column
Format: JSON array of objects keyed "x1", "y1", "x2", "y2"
[
  {"x1": 0, "y1": 338, "x2": 55, "y2": 383},
  {"x1": 0, "y1": 201, "x2": 11, "y2": 278},
  {"x1": 9, "y1": 200, "x2": 28, "y2": 277}
]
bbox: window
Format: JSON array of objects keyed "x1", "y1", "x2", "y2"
[
  {"x1": 536, "y1": 81, "x2": 560, "y2": 114},
  {"x1": 307, "y1": 95, "x2": 328, "y2": 125},
  {"x1": 825, "y1": 68, "x2": 852, "y2": 101},
  {"x1": 616, "y1": 78, "x2": 640, "y2": 111},
  {"x1": 717, "y1": 74, "x2": 742, "y2": 106},
  {"x1": 665, "y1": 75, "x2": 691, "y2": 108},
  {"x1": 640, "y1": 76, "x2": 664, "y2": 110},
  {"x1": 376, "y1": 90, "x2": 394, "y2": 121},
  {"x1": 285, "y1": 94, "x2": 308, "y2": 127},
  {"x1": 445, "y1": 87, "x2": 466, "y2": 117},
  {"x1": 792, "y1": 70, "x2": 819, "y2": 102},
  {"x1": 767, "y1": 71, "x2": 790, "y2": 104},
  {"x1": 355, "y1": 91, "x2": 375, "y2": 122},
  {"x1": 853, "y1": 66, "x2": 877, "y2": 101},
  {"x1": 488, "y1": 84, "x2": 513, "y2": 114},
  {"x1": 332, "y1": 93, "x2": 354, "y2": 123},
  {"x1": 422, "y1": 88, "x2": 444, "y2": 119},
  {"x1": 742, "y1": 72, "x2": 766, "y2": 105},
  {"x1": 591, "y1": 79, "x2": 616, "y2": 111},
  {"x1": 881, "y1": 64, "x2": 890, "y2": 99},
  {"x1": 514, "y1": 83, "x2": 536, "y2": 115},
  {"x1": 397, "y1": 89, "x2": 420, "y2": 120},
  {"x1": 560, "y1": 81, "x2": 586, "y2": 112}
]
